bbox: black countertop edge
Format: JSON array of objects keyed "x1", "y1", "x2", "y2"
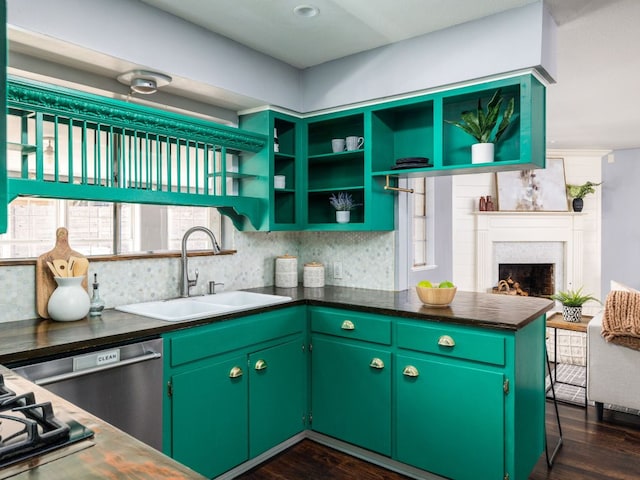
[{"x1": 0, "y1": 286, "x2": 554, "y2": 365}]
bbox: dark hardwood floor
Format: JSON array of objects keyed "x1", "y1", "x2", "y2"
[{"x1": 236, "y1": 403, "x2": 640, "y2": 479}]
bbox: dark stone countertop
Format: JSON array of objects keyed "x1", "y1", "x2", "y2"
[{"x1": 0, "y1": 286, "x2": 554, "y2": 366}]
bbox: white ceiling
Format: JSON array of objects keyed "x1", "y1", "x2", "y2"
[{"x1": 9, "y1": 0, "x2": 640, "y2": 151}]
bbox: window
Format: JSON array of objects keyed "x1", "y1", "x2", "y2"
[
  {"x1": 3, "y1": 104, "x2": 226, "y2": 259},
  {"x1": 0, "y1": 198, "x2": 222, "y2": 259},
  {"x1": 397, "y1": 176, "x2": 452, "y2": 290}
]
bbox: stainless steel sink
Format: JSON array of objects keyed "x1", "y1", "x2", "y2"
[{"x1": 116, "y1": 291, "x2": 292, "y2": 322}]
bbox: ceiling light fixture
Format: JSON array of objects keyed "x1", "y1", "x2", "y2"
[
  {"x1": 117, "y1": 70, "x2": 172, "y2": 95},
  {"x1": 293, "y1": 4, "x2": 319, "y2": 18}
]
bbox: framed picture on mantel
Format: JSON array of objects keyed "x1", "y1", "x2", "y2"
[{"x1": 496, "y1": 157, "x2": 569, "y2": 212}]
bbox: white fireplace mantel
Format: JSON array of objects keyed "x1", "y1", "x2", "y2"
[{"x1": 475, "y1": 212, "x2": 585, "y2": 293}]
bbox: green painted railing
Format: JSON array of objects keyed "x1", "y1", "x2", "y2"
[{"x1": 2, "y1": 76, "x2": 268, "y2": 232}]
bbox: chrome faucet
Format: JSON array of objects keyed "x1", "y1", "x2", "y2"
[{"x1": 181, "y1": 226, "x2": 221, "y2": 297}]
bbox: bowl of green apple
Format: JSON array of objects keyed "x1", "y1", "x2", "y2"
[{"x1": 416, "y1": 280, "x2": 457, "y2": 307}]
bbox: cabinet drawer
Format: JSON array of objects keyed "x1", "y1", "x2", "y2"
[
  {"x1": 397, "y1": 321, "x2": 505, "y2": 366},
  {"x1": 310, "y1": 307, "x2": 391, "y2": 345},
  {"x1": 169, "y1": 306, "x2": 304, "y2": 367}
]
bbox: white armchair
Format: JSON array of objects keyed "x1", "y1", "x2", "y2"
[{"x1": 587, "y1": 313, "x2": 640, "y2": 420}]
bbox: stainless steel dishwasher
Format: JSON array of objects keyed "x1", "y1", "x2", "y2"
[{"x1": 12, "y1": 337, "x2": 163, "y2": 451}]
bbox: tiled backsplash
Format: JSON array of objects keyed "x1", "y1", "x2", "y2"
[{"x1": 0, "y1": 230, "x2": 395, "y2": 323}]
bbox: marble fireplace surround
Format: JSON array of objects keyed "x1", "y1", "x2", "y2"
[{"x1": 475, "y1": 212, "x2": 585, "y2": 295}]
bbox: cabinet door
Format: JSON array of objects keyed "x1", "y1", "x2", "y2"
[
  {"x1": 311, "y1": 336, "x2": 391, "y2": 455},
  {"x1": 171, "y1": 354, "x2": 248, "y2": 478},
  {"x1": 249, "y1": 338, "x2": 306, "y2": 457},
  {"x1": 396, "y1": 354, "x2": 505, "y2": 480}
]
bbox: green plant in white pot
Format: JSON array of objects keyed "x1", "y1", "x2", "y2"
[
  {"x1": 550, "y1": 287, "x2": 600, "y2": 323},
  {"x1": 329, "y1": 192, "x2": 361, "y2": 224},
  {"x1": 446, "y1": 88, "x2": 515, "y2": 164}
]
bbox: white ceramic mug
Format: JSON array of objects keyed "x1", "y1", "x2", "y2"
[
  {"x1": 331, "y1": 138, "x2": 346, "y2": 153},
  {"x1": 345, "y1": 136, "x2": 364, "y2": 151},
  {"x1": 274, "y1": 175, "x2": 286, "y2": 189}
]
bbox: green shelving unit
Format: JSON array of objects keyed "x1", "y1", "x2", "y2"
[
  {"x1": 236, "y1": 73, "x2": 545, "y2": 232},
  {"x1": 239, "y1": 110, "x2": 302, "y2": 230}
]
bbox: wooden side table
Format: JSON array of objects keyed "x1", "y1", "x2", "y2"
[{"x1": 546, "y1": 312, "x2": 593, "y2": 407}]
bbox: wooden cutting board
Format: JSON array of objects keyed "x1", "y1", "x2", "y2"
[{"x1": 35, "y1": 227, "x2": 89, "y2": 319}]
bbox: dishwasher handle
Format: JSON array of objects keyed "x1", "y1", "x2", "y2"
[{"x1": 34, "y1": 351, "x2": 162, "y2": 386}]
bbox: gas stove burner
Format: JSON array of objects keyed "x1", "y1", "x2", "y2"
[{"x1": 0, "y1": 374, "x2": 93, "y2": 468}]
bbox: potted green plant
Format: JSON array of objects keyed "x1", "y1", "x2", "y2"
[
  {"x1": 566, "y1": 181, "x2": 601, "y2": 212},
  {"x1": 550, "y1": 287, "x2": 600, "y2": 323},
  {"x1": 329, "y1": 192, "x2": 361, "y2": 224},
  {"x1": 446, "y1": 88, "x2": 515, "y2": 164}
]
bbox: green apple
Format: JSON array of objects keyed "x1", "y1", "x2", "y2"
[
  {"x1": 438, "y1": 281, "x2": 455, "y2": 288},
  {"x1": 417, "y1": 280, "x2": 433, "y2": 288}
]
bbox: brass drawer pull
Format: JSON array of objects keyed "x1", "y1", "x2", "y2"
[
  {"x1": 229, "y1": 366, "x2": 244, "y2": 378},
  {"x1": 369, "y1": 358, "x2": 385, "y2": 369},
  {"x1": 402, "y1": 365, "x2": 419, "y2": 378},
  {"x1": 254, "y1": 359, "x2": 268, "y2": 371},
  {"x1": 438, "y1": 335, "x2": 455, "y2": 347},
  {"x1": 341, "y1": 320, "x2": 355, "y2": 330}
]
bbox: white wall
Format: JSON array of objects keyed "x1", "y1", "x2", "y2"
[
  {"x1": 302, "y1": 2, "x2": 556, "y2": 112},
  {"x1": 452, "y1": 150, "x2": 604, "y2": 313},
  {"x1": 601, "y1": 148, "x2": 640, "y2": 292},
  {"x1": 7, "y1": 0, "x2": 556, "y2": 114}
]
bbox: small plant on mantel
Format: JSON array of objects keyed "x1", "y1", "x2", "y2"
[
  {"x1": 550, "y1": 287, "x2": 601, "y2": 323},
  {"x1": 329, "y1": 192, "x2": 362, "y2": 224},
  {"x1": 566, "y1": 181, "x2": 601, "y2": 212}
]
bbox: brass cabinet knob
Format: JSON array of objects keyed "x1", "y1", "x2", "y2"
[
  {"x1": 369, "y1": 358, "x2": 385, "y2": 369},
  {"x1": 229, "y1": 366, "x2": 243, "y2": 378},
  {"x1": 438, "y1": 335, "x2": 455, "y2": 347},
  {"x1": 341, "y1": 320, "x2": 355, "y2": 330},
  {"x1": 402, "y1": 365, "x2": 419, "y2": 377},
  {"x1": 254, "y1": 359, "x2": 268, "y2": 371}
]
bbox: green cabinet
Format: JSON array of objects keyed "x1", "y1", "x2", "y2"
[
  {"x1": 237, "y1": 73, "x2": 544, "y2": 232},
  {"x1": 163, "y1": 306, "x2": 307, "y2": 478},
  {"x1": 394, "y1": 317, "x2": 545, "y2": 480},
  {"x1": 164, "y1": 303, "x2": 545, "y2": 480},
  {"x1": 249, "y1": 338, "x2": 306, "y2": 458},
  {"x1": 311, "y1": 336, "x2": 392, "y2": 455},
  {"x1": 171, "y1": 353, "x2": 248, "y2": 478},
  {"x1": 238, "y1": 110, "x2": 303, "y2": 230},
  {"x1": 309, "y1": 307, "x2": 392, "y2": 455},
  {"x1": 308, "y1": 306, "x2": 545, "y2": 480},
  {"x1": 371, "y1": 74, "x2": 546, "y2": 178},
  {"x1": 395, "y1": 353, "x2": 505, "y2": 480}
]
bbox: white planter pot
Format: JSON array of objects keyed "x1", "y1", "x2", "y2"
[
  {"x1": 336, "y1": 211, "x2": 350, "y2": 224},
  {"x1": 562, "y1": 305, "x2": 582, "y2": 323},
  {"x1": 471, "y1": 142, "x2": 494, "y2": 164}
]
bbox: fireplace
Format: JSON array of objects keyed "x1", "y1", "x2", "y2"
[
  {"x1": 496, "y1": 263, "x2": 555, "y2": 297},
  {"x1": 475, "y1": 212, "x2": 585, "y2": 295}
]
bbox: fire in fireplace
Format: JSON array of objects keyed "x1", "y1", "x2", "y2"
[{"x1": 494, "y1": 263, "x2": 555, "y2": 297}]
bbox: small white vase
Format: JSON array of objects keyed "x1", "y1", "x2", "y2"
[
  {"x1": 48, "y1": 276, "x2": 90, "y2": 322},
  {"x1": 471, "y1": 142, "x2": 494, "y2": 164},
  {"x1": 336, "y1": 211, "x2": 350, "y2": 224}
]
